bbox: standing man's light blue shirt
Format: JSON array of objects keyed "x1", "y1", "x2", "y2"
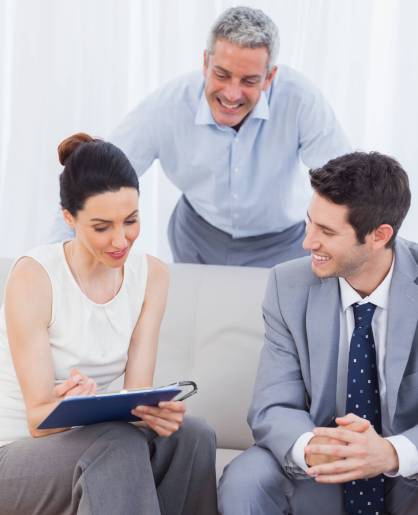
[
  {"x1": 48, "y1": 65, "x2": 351, "y2": 244},
  {"x1": 109, "y1": 66, "x2": 350, "y2": 239}
]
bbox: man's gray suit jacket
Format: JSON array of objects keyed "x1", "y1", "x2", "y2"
[{"x1": 249, "y1": 237, "x2": 418, "y2": 480}]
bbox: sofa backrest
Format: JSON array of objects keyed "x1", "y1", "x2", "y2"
[
  {"x1": 0, "y1": 258, "x2": 269, "y2": 451},
  {"x1": 155, "y1": 264, "x2": 269, "y2": 451}
]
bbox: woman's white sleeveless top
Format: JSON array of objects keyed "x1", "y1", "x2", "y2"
[{"x1": 0, "y1": 242, "x2": 148, "y2": 446}]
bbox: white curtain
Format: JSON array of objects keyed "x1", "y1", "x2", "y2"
[{"x1": 1, "y1": 0, "x2": 417, "y2": 259}]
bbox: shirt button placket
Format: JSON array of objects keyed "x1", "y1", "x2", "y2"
[{"x1": 230, "y1": 135, "x2": 241, "y2": 231}]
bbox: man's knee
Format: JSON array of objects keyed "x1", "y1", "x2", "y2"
[
  {"x1": 220, "y1": 449, "x2": 285, "y2": 496},
  {"x1": 219, "y1": 446, "x2": 291, "y2": 514}
]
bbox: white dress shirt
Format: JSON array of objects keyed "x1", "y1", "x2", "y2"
[{"x1": 290, "y1": 258, "x2": 418, "y2": 478}]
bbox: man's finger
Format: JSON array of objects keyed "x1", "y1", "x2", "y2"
[
  {"x1": 314, "y1": 470, "x2": 371, "y2": 484},
  {"x1": 313, "y1": 427, "x2": 365, "y2": 444},
  {"x1": 306, "y1": 443, "x2": 365, "y2": 460},
  {"x1": 336, "y1": 412, "x2": 362, "y2": 424},
  {"x1": 336, "y1": 414, "x2": 370, "y2": 432},
  {"x1": 307, "y1": 457, "x2": 364, "y2": 477}
]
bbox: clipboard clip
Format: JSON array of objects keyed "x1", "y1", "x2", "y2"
[{"x1": 171, "y1": 380, "x2": 198, "y2": 401}]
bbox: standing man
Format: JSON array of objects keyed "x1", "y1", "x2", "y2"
[
  {"x1": 51, "y1": 6, "x2": 350, "y2": 267},
  {"x1": 219, "y1": 151, "x2": 418, "y2": 514}
]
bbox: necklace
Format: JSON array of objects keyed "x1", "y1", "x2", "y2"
[{"x1": 68, "y1": 242, "x2": 121, "y2": 301}]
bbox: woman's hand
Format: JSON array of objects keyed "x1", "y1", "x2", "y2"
[
  {"x1": 26, "y1": 368, "x2": 97, "y2": 438},
  {"x1": 53, "y1": 368, "x2": 97, "y2": 399},
  {"x1": 132, "y1": 400, "x2": 186, "y2": 437}
]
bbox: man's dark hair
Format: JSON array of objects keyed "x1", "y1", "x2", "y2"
[{"x1": 309, "y1": 151, "x2": 411, "y2": 248}]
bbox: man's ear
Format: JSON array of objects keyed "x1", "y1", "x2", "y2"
[
  {"x1": 373, "y1": 224, "x2": 394, "y2": 249},
  {"x1": 263, "y1": 65, "x2": 278, "y2": 91},
  {"x1": 62, "y1": 209, "x2": 75, "y2": 229}
]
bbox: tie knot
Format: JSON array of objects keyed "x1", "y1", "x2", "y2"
[{"x1": 352, "y1": 302, "x2": 376, "y2": 329}]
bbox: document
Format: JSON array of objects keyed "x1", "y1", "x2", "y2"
[{"x1": 38, "y1": 382, "x2": 196, "y2": 429}]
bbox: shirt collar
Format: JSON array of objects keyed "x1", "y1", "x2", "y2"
[
  {"x1": 339, "y1": 256, "x2": 395, "y2": 312},
  {"x1": 195, "y1": 93, "x2": 216, "y2": 126},
  {"x1": 249, "y1": 91, "x2": 270, "y2": 120},
  {"x1": 194, "y1": 90, "x2": 270, "y2": 127}
]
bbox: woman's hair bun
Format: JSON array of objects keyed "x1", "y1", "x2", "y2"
[{"x1": 57, "y1": 132, "x2": 97, "y2": 166}]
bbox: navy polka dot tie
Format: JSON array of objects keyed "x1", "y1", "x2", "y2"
[{"x1": 344, "y1": 302, "x2": 385, "y2": 515}]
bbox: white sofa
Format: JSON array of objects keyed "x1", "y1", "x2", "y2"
[{"x1": 0, "y1": 259, "x2": 269, "y2": 479}]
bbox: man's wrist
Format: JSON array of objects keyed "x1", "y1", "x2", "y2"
[
  {"x1": 289, "y1": 432, "x2": 315, "y2": 472},
  {"x1": 383, "y1": 438, "x2": 399, "y2": 474},
  {"x1": 304, "y1": 438, "x2": 316, "y2": 467},
  {"x1": 305, "y1": 449, "x2": 311, "y2": 467}
]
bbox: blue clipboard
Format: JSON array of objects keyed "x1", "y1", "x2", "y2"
[{"x1": 38, "y1": 381, "x2": 197, "y2": 430}]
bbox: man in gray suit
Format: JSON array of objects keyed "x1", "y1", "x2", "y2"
[{"x1": 219, "y1": 151, "x2": 418, "y2": 514}]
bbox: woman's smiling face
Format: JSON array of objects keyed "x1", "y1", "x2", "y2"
[{"x1": 64, "y1": 187, "x2": 140, "y2": 267}]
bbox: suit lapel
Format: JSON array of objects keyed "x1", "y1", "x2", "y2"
[
  {"x1": 385, "y1": 240, "x2": 418, "y2": 424},
  {"x1": 306, "y1": 277, "x2": 341, "y2": 426}
]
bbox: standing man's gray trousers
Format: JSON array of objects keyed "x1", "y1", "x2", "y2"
[
  {"x1": 0, "y1": 417, "x2": 218, "y2": 515},
  {"x1": 218, "y1": 445, "x2": 418, "y2": 515},
  {"x1": 168, "y1": 196, "x2": 308, "y2": 268}
]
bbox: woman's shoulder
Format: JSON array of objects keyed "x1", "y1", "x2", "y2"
[
  {"x1": 126, "y1": 253, "x2": 169, "y2": 287},
  {"x1": 146, "y1": 254, "x2": 168, "y2": 275},
  {"x1": 6, "y1": 242, "x2": 64, "y2": 293},
  {"x1": 9, "y1": 255, "x2": 48, "y2": 283},
  {"x1": 140, "y1": 255, "x2": 169, "y2": 309},
  {"x1": 146, "y1": 254, "x2": 169, "y2": 281},
  {"x1": 25, "y1": 242, "x2": 63, "y2": 262},
  {"x1": 122, "y1": 253, "x2": 168, "y2": 310},
  {"x1": 5, "y1": 255, "x2": 52, "y2": 318},
  {"x1": 125, "y1": 252, "x2": 168, "y2": 279}
]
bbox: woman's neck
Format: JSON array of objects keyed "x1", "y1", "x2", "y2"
[{"x1": 65, "y1": 240, "x2": 123, "y2": 303}]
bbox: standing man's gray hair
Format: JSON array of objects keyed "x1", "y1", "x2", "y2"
[{"x1": 207, "y1": 6, "x2": 279, "y2": 71}]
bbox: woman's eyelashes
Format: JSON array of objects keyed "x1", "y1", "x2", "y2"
[{"x1": 92, "y1": 219, "x2": 138, "y2": 233}]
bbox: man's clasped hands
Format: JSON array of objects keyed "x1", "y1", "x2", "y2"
[{"x1": 305, "y1": 413, "x2": 399, "y2": 483}]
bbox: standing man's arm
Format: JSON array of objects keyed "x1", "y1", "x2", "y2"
[
  {"x1": 297, "y1": 88, "x2": 351, "y2": 169},
  {"x1": 108, "y1": 95, "x2": 160, "y2": 175}
]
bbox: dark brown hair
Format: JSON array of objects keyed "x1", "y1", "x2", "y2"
[
  {"x1": 309, "y1": 151, "x2": 410, "y2": 248},
  {"x1": 58, "y1": 132, "x2": 139, "y2": 215}
]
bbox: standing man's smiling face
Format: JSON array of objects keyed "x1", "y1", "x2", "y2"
[{"x1": 203, "y1": 38, "x2": 277, "y2": 127}]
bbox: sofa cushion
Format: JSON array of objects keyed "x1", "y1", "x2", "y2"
[{"x1": 154, "y1": 263, "x2": 269, "y2": 451}]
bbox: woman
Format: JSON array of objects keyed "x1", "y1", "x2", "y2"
[{"x1": 0, "y1": 133, "x2": 217, "y2": 515}]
